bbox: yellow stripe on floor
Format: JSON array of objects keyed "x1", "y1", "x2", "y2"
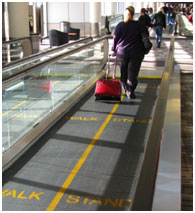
[
  {"x1": 2, "y1": 101, "x2": 27, "y2": 117},
  {"x1": 107, "y1": 75, "x2": 162, "y2": 79},
  {"x1": 46, "y1": 93, "x2": 125, "y2": 211}
]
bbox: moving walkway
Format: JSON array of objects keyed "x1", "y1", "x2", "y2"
[{"x1": 2, "y1": 35, "x2": 181, "y2": 211}]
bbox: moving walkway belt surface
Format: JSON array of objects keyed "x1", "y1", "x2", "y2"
[{"x1": 3, "y1": 77, "x2": 161, "y2": 211}]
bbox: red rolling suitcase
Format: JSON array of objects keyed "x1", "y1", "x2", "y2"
[{"x1": 95, "y1": 56, "x2": 121, "y2": 101}]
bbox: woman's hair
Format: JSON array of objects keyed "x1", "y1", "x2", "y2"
[
  {"x1": 124, "y1": 6, "x2": 135, "y2": 22},
  {"x1": 158, "y1": 7, "x2": 165, "y2": 14},
  {"x1": 141, "y1": 8, "x2": 146, "y2": 14}
]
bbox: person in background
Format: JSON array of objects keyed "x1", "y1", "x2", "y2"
[
  {"x1": 149, "y1": 7, "x2": 154, "y2": 15},
  {"x1": 188, "y1": 8, "x2": 193, "y2": 23},
  {"x1": 138, "y1": 8, "x2": 152, "y2": 29},
  {"x1": 168, "y1": 5, "x2": 176, "y2": 34},
  {"x1": 111, "y1": 6, "x2": 148, "y2": 99},
  {"x1": 152, "y1": 7, "x2": 166, "y2": 48},
  {"x1": 173, "y1": 5, "x2": 179, "y2": 35},
  {"x1": 162, "y1": 3, "x2": 168, "y2": 14},
  {"x1": 167, "y1": 4, "x2": 173, "y2": 24}
]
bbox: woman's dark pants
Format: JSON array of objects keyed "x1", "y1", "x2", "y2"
[
  {"x1": 155, "y1": 26, "x2": 163, "y2": 47},
  {"x1": 117, "y1": 55, "x2": 144, "y2": 94}
]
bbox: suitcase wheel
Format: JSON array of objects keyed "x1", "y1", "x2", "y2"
[
  {"x1": 115, "y1": 96, "x2": 121, "y2": 102},
  {"x1": 95, "y1": 95, "x2": 101, "y2": 101}
]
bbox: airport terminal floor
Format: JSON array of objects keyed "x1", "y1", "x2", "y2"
[{"x1": 2, "y1": 15, "x2": 193, "y2": 211}]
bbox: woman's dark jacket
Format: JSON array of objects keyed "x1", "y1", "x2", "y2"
[
  {"x1": 152, "y1": 11, "x2": 166, "y2": 28},
  {"x1": 112, "y1": 20, "x2": 148, "y2": 57}
]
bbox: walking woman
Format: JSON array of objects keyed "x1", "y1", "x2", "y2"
[
  {"x1": 111, "y1": 6, "x2": 149, "y2": 99},
  {"x1": 152, "y1": 7, "x2": 166, "y2": 48}
]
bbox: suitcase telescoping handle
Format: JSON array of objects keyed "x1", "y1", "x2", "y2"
[{"x1": 106, "y1": 54, "x2": 117, "y2": 80}]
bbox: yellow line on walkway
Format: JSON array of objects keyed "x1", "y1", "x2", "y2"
[
  {"x1": 53, "y1": 80, "x2": 60, "y2": 85},
  {"x1": 108, "y1": 75, "x2": 162, "y2": 79},
  {"x1": 138, "y1": 76, "x2": 162, "y2": 79},
  {"x1": 2, "y1": 101, "x2": 27, "y2": 117},
  {"x1": 46, "y1": 93, "x2": 125, "y2": 211}
]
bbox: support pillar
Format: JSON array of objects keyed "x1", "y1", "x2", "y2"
[
  {"x1": 107, "y1": 2, "x2": 117, "y2": 16},
  {"x1": 90, "y1": 2, "x2": 101, "y2": 37},
  {"x1": 43, "y1": 2, "x2": 48, "y2": 37},
  {"x1": 3, "y1": 2, "x2": 9, "y2": 41},
  {"x1": 8, "y1": 2, "x2": 29, "y2": 39},
  {"x1": 33, "y1": 3, "x2": 38, "y2": 33}
]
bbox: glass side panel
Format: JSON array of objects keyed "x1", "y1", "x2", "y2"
[
  {"x1": 2, "y1": 42, "x2": 89, "y2": 81},
  {"x1": 2, "y1": 41, "x2": 105, "y2": 153}
]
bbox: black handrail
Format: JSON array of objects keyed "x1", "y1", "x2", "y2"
[
  {"x1": 3, "y1": 37, "x2": 93, "y2": 70},
  {"x1": 2, "y1": 37, "x2": 31, "y2": 45}
]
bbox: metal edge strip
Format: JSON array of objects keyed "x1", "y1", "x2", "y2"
[
  {"x1": 152, "y1": 65, "x2": 181, "y2": 211},
  {"x1": 130, "y1": 37, "x2": 175, "y2": 210}
]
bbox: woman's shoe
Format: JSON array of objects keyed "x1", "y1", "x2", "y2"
[
  {"x1": 130, "y1": 92, "x2": 136, "y2": 99},
  {"x1": 126, "y1": 91, "x2": 131, "y2": 99},
  {"x1": 126, "y1": 91, "x2": 136, "y2": 99}
]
